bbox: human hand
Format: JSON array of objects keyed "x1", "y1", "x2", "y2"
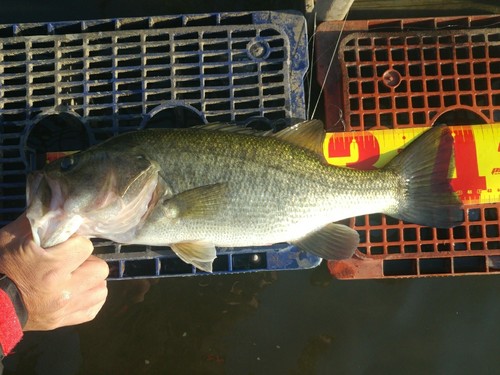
[{"x1": 0, "y1": 214, "x2": 109, "y2": 331}]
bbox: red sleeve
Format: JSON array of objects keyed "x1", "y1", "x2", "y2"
[{"x1": 0, "y1": 287, "x2": 24, "y2": 357}]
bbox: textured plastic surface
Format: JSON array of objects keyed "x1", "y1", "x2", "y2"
[
  {"x1": 316, "y1": 15, "x2": 500, "y2": 278},
  {"x1": 99, "y1": 244, "x2": 321, "y2": 279},
  {"x1": 339, "y1": 28, "x2": 498, "y2": 130},
  {"x1": 316, "y1": 15, "x2": 499, "y2": 131},
  {"x1": 0, "y1": 12, "x2": 320, "y2": 279},
  {"x1": 328, "y1": 204, "x2": 499, "y2": 279}
]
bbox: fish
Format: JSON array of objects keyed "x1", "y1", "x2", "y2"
[{"x1": 26, "y1": 120, "x2": 462, "y2": 272}]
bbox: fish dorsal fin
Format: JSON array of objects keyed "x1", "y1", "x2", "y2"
[
  {"x1": 192, "y1": 123, "x2": 272, "y2": 136},
  {"x1": 273, "y1": 120, "x2": 325, "y2": 157},
  {"x1": 171, "y1": 241, "x2": 217, "y2": 272},
  {"x1": 291, "y1": 223, "x2": 359, "y2": 260},
  {"x1": 162, "y1": 183, "x2": 229, "y2": 220}
]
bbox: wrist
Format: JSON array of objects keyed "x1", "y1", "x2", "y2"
[{"x1": 0, "y1": 275, "x2": 27, "y2": 358}]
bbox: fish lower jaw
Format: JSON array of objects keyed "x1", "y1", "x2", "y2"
[{"x1": 29, "y1": 212, "x2": 84, "y2": 248}]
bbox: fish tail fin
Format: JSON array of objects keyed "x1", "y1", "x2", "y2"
[{"x1": 384, "y1": 125, "x2": 463, "y2": 228}]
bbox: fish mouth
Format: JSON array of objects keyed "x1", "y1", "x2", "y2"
[
  {"x1": 26, "y1": 171, "x2": 80, "y2": 248},
  {"x1": 26, "y1": 168, "x2": 163, "y2": 248}
]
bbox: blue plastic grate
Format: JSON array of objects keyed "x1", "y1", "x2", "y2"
[
  {"x1": 0, "y1": 11, "x2": 318, "y2": 278},
  {"x1": 99, "y1": 244, "x2": 320, "y2": 280}
]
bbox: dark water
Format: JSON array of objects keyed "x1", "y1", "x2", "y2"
[
  {"x1": 5, "y1": 265, "x2": 500, "y2": 374},
  {"x1": 1, "y1": 0, "x2": 500, "y2": 374}
]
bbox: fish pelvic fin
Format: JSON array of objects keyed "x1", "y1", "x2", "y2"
[
  {"x1": 292, "y1": 223, "x2": 359, "y2": 260},
  {"x1": 384, "y1": 125, "x2": 463, "y2": 228},
  {"x1": 171, "y1": 241, "x2": 217, "y2": 272}
]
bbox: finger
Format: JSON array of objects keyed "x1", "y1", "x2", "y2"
[
  {"x1": 45, "y1": 236, "x2": 95, "y2": 272},
  {"x1": 3, "y1": 213, "x2": 31, "y2": 236},
  {"x1": 0, "y1": 214, "x2": 33, "y2": 252},
  {"x1": 69, "y1": 257, "x2": 109, "y2": 296}
]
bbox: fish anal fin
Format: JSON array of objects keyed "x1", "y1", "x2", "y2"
[
  {"x1": 273, "y1": 120, "x2": 325, "y2": 158},
  {"x1": 292, "y1": 223, "x2": 359, "y2": 260},
  {"x1": 171, "y1": 241, "x2": 217, "y2": 272}
]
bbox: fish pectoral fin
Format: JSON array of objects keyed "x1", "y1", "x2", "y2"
[
  {"x1": 163, "y1": 183, "x2": 229, "y2": 220},
  {"x1": 170, "y1": 241, "x2": 217, "y2": 272},
  {"x1": 273, "y1": 120, "x2": 325, "y2": 159},
  {"x1": 291, "y1": 223, "x2": 359, "y2": 260}
]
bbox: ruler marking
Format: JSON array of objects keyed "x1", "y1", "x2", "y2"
[{"x1": 324, "y1": 124, "x2": 500, "y2": 204}]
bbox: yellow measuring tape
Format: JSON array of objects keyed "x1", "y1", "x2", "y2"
[{"x1": 323, "y1": 124, "x2": 500, "y2": 205}]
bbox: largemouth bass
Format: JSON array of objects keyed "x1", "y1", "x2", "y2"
[{"x1": 26, "y1": 121, "x2": 462, "y2": 272}]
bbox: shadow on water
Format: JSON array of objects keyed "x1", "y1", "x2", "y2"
[
  {"x1": 4, "y1": 261, "x2": 500, "y2": 374},
  {"x1": 76, "y1": 271, "x2": 281, "y2": 374},
  {"x1": 3, "y1": 264, "x2": 337, "y2": 374}
]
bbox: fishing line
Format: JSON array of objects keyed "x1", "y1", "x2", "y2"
[
  {"x1": 306, "y1": 11, "x2": 317, "y2": 120},
  {"x1": 310, "y1": 10, "x2": 349, "y2": 120}
]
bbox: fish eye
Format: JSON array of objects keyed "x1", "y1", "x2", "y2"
[{"x1": 60, "y1": 156, "x2": 76, "y2": 171}]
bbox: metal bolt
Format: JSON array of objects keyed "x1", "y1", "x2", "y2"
[
  {"x1": 251, "y1": 254, "x2": 261, "y2": 263},
  {"x1": 248, "y1": 40, "x2": 269, "y2": 60},
  {"x1": 382, "y1": 69, "x2": 402, "y2": 88}
]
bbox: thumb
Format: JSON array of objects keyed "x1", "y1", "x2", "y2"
[{"x1": 45, "y1": 236, "x2": 95, "y2": 272}]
